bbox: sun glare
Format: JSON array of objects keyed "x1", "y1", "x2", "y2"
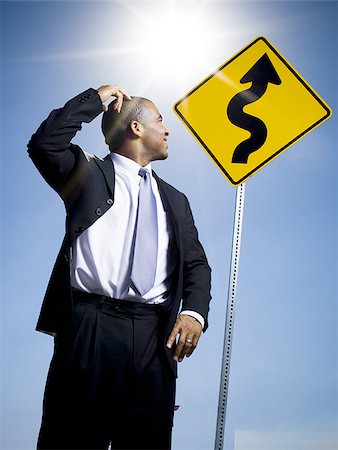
[
  {"x1": 138, "y1": 8, "x2": 207, "y2": 67},
  {"x1": 119, "y1": 2, "x2": 231, "y2": 91},
  {"x1": 26, "y1": 2, "x2": 238, "y2": 97}
]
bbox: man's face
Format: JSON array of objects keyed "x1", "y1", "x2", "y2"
[{"x1": 139, "y1": 102, "x2": 170, "y2": 162}]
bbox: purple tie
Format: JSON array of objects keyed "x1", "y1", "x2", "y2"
[{"x1": 130, "y1": 168, "x2": 158, "y2": 295}]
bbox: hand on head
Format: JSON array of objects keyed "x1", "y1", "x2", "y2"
[{"x1": 97, "y1": 85, "x2": 132, "y2": 112}]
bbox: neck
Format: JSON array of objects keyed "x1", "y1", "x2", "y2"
[{"x1": 113, "y1": 143, "x2": 151, "y2": 167}]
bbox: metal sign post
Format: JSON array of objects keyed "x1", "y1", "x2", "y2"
[{"x1": 214, "y1": 183, "x2": 246, "y2": 450}]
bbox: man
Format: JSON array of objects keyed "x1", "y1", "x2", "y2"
[{"x1": 28, "y1": 85, "x2": 212, "y2": 450}]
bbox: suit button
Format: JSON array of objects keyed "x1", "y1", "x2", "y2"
[
  {"x1": 106, "y1": 198, "x2": 113, "y2": 205},
  {"x1": 75, "y1": 226, "x2": 84, "y2": 233},
  {"x1": 95, "y1": 207, "x2": 102, "y2": 216}
]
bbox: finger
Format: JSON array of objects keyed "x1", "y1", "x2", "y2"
[
  {"x1": 115, "y1": 92, "x2": 127, "y2": 113},
  {"x1": 102, "y1": 104, "x2": 108, "y2": 112},
  {"x1": 186, "y1": 333, "x2": 201, "y2": 357},
  {"x1": 166, "y1": 324, "x2": 179, "y2": 349},
  {"x1": 177, "y1": 340, "x2": 195, "y2": 362},
  {"x1": 112, "y1": 88, "x2": 126, "y2": 100},
  {"x1": 113, "y1": 85, "x2": 132, "y2": 100},
  {"x1": 113, "y1": 102, "x2": 119, "y2": 112},
  {"x1": 112, "y1": 85, "x2": 124, "y2": 91},
  {"x1": 121, "y1": 90, "x2": 133, "y2": 100},
  {"x1": 174, "y1": 331, "x2": 196, "y2": 362},
  {"x1": 173, "y1": 335, "x2": 186, "y2": 362},
  {"x1": 186, "y1": 342, "x2": 197, "y2": 357},
  {"x1": 113, "y1": 98, "x2": 123, "y2": 113}
]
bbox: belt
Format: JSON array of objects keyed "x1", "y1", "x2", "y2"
[{"x1": 71, "y1": 289, "x2": 166, "y2": 315}]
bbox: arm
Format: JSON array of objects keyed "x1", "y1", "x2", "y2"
[
  {"x1": 181, "y1": 197, "x2": 212, "y2": 322},
  {"x1": 167, "y1": 197, "x2": 212, "y2": 362},
  {"x1": 27, "y1": 85, "x2": 131, "y2": 195}
]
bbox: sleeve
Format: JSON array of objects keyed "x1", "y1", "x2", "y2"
[
  {"x1": 27, "y1": 88, "x2": 103, "y2": 195},
  {"x1": 180, "y1": 196, "x2": 212, "y2": 332},
  {"x1": 179, "y1": 310, "x2": 205, "y2": 329}
]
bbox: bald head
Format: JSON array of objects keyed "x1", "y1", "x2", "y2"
[{"x1": 101, "y1": 96, "x2": 154, "y2": 152}]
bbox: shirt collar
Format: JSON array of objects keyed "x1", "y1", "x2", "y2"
[{"x1": 110, "y1": 152, "x2": 152, "y2": 176}]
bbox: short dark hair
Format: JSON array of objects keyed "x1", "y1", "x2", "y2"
[{"x1": 101, "y1": 96, "x2": 152, "y2": 152}]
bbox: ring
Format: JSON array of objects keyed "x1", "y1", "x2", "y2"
[{"x1": 185, "y1": 339, "x2": 193, "y2": 344}]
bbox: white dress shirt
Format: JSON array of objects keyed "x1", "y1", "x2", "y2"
[{"x1": 70, "y1": 152, "x2": 204, "y2": 327}]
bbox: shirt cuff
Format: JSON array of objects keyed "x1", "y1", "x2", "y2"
[{"x1": 179, "y1": 310, "x2": 205, "y2": 329}]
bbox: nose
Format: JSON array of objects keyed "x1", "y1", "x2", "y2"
[{"x1": 164, "y1": 127, "x2": 169, "y2": 137}]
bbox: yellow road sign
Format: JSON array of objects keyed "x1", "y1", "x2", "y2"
[{"x1": 174, "y1": 36, "x2": 332, "y2": 185}]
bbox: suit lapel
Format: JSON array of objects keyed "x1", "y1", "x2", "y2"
[
  {"x1": 94, "y1": 154, "x2": 116, "y2": 199},
  {"x1": 152, "y1": 171, "x2": 181, "y2": 251},
  {"x1": 152, "y1": 171, "x2": 183, "y2": 334},
  {"x1": 152, "y1": 171, "x2": 174, "y2": 214}
]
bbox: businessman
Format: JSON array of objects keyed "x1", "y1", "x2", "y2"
[{"x1": 28, "y1": 85, "x2": 212, "y2": 450}]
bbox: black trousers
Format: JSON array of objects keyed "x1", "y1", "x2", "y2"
[{"x1": 37, "y1": 291, "x2": 176, "y2": 450}]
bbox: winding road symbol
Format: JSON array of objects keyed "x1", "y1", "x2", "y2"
[
  {"x1": 228, "y1": 53, "x2": 281, "y2": 164},
  {"x1": 174, "y1": 36, "x2": 332, "y2": 185}
]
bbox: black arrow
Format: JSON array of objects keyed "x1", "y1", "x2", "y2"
[{"x1": 227, "y1": 53, "x2": 282, "y2": 164}]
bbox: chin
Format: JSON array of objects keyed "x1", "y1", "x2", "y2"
[{"x1": 155, "y1": 151, "x2": 168, "y2": 161}]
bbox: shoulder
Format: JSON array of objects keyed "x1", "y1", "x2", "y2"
[
  {"x1": 152, "y1": 170, "x2": 184, "y2": 196},
  {"x1": 82, "y1": 149, "x2": 96, "y2": 162},
  {"x1": 81, "y1": 149, "x2": 104, "y2": 163},
  {"x1": 153, "y1": 172, "x2": 187, "y2": 201},
  {"x1": 152, "y1": 172, "x2": 194, "y2": 220},
  {"x1": 70, "y1": 147, "x2": 104, "y2": 167}
]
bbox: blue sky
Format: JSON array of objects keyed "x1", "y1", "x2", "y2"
[{"x1": 1, "y1": 1, "x2": 337, "y2": 449}]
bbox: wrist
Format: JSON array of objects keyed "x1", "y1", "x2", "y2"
[{"x1": 179, "y1": 310, "x2": 205, "y2": 329}]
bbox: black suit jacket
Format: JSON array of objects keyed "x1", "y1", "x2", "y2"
[{"x1": 27, "y1": 88, "x2": 212, "y2": 376}]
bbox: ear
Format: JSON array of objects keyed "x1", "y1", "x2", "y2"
[{"x1": 129, "y1": 120, "x2": 144, "y2": 138}]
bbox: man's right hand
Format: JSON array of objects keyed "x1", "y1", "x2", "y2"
[{"x1": 96, "y1": 85, "x2": 132, "y2": 113}]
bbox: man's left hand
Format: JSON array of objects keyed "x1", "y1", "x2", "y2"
[{"x1": 166, "y1": 315, "x2": 203, "y2": 362}]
